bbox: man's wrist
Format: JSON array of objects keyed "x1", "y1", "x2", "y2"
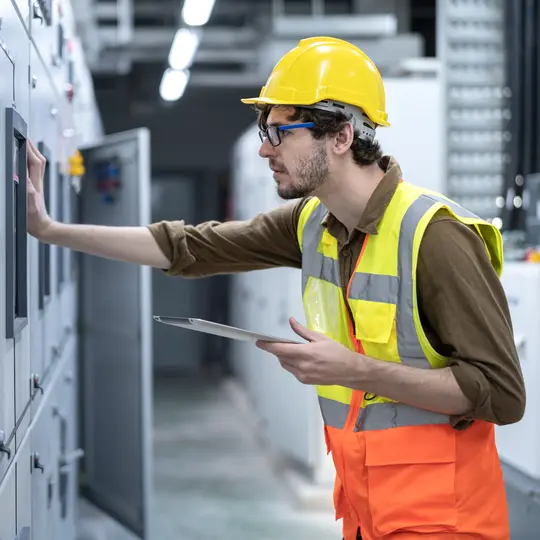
[
  {"x1": 38, "y1": 218, "x2": 58, "y2": 242},
  {"x1": 344, "y1": 351, "x2": 373, "y2": 389}
]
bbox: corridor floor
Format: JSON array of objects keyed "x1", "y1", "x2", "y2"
[{"x1": 78, "y1": 374, "x2": 341, "y2": 540}]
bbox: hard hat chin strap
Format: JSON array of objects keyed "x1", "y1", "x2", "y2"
[{"x1": 301, "y1": 100, "x2": 377, "y2": 142}]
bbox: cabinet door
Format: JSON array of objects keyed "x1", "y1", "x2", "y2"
[
  {"x1": 2, "y1": 0, "x2": 32, "y2": 450},
  {"x1": 16, "y1": 433, "x2": 32, "y2": 540},
  {"x1": 0, "y1": 21, "x2": 26, "y2": 481},
  {"x1": 78, "y1": 129, "x2": 153, "y2": 539},
  {"x1": 0, "y1": 464, "x2": 16, "y2": 540},
  {"x1": 31, "y1": 405, "x2": 54, "y2": 540},
  {"x1": 53, "y1": 351, "x2": 81, "y2": 540}
]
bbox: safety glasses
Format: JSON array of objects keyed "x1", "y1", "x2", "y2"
[{"x1": 258, "y1": 122, "x2": 315, "y2": 147}]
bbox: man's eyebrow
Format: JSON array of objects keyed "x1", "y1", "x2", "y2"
[{"x1": 268, "y1": 121, "x2": 287, "y2": 127}]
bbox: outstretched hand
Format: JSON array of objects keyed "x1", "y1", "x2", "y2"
[
  {"x1": 256, "y1": 317, "x2": 360, "y2": 386},
  {"x1": 26, "y1": 139, "x2": 52, "y2": 238}
]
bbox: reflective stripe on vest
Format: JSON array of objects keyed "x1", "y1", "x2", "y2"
[
  {"x1": 302, "y1": 190, "x2": 491, "y2": 432},
  {"x1": 302, "y1": 202, "x2": 339, "y2": 293},
  {"x1": 318, "y1": 396, "x2": 449, "y2": 431}
]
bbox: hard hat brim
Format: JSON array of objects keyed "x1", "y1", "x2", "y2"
[{"x1": 240, "y1": 96, "x2": 309, "y2": 106}]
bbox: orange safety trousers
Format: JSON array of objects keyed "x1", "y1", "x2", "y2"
[{"x1": 325, "y1": 415, "x2": 510, "y2": 540}]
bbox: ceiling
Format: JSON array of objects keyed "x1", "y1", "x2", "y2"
[
  {"x1": 77, "y1": 0, "x2": 436, "y2": 84},
  {"x1": 70, "y1": 0, "x2": 437, "y2": 128},
  {"x1": 77, "y1": 0, "x2": 435, "y2": 171}
]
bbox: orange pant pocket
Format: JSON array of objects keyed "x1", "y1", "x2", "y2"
[{"x1": 364, "y1": 425, "x2": 458, "y2": 537}]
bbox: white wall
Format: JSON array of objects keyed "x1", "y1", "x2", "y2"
[{"x1": 377, "y1": 76, "x2": 445, "y2": 194}]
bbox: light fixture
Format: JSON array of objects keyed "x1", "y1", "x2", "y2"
[
  {"x1": 492, "y1": 217, "x2": 503, "y2": 230},
  {"x1": 168, "y1": 28, "x2": 201, "y2": 70},
  {"x1": 182, "y1": 0, "x2": 216, "y2": 27},
  {"x1": 159, "y1": 68, "x2": 190, "y2": 102}
]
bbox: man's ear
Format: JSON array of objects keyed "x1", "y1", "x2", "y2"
[{"x1": 333, "y1": 123, "x2": 355, "y2": 156}]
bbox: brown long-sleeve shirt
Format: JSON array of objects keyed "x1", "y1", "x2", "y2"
[{"x1": 148, "y1": 156, "x2": 525, "y2": 429}]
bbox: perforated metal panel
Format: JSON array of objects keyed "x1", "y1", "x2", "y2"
[{"x1": 438, "y1": 0, "x2": 508, "y2": 222}]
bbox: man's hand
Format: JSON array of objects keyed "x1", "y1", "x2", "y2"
[
  {"x1": 257, "y1": 317, "x2": 472, "y2": 416},
  {"x1": 256, "y1": 318, "x2": 359, "y2": 386},
  {"x1": 27, "y1": 139, "x2": 53, "y2": 238}
]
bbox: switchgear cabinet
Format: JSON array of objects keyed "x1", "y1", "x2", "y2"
[{"x1": 0, "y1": 1, "x2": 155, "y2": 539}]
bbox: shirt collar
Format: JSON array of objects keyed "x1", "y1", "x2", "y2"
[{"x1": 321, "y1": 156, "x2": 402, "y2": 238}]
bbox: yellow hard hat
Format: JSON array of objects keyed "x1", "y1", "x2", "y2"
[{"x1": 241, "y1": 36, "x2": 390, "y2": 127}]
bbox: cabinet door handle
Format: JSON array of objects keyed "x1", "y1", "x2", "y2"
[
  {"x1": 0, "y1": 430, "x2": 11, "y2": 461},
  {"x1": 32, "y1": 2, "x2": 44, "y2": 24},
  {"x1": 32, "y1": 453, "x2": 45, "y2": 473},
  {"x1": 5, "y1": 107, "x2": 28, "y2": 339}
]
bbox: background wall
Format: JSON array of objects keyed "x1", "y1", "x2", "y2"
[{"x1": 96, "y1": 83, "x2": 260, "y2": 173}]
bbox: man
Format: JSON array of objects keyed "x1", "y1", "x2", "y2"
[{"x1": 28, "y1": 37, "x2": 524, "y2": 540}]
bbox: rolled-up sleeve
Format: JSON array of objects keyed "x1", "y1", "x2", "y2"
[
  {"x1": 417, "y1": 214, "x2": 526, "y2": 428},
  {"x1": 147, "y1": 199, "x2": 307, "y2": 277}
]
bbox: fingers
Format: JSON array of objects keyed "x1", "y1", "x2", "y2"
[
  {"x1": 279, "y1": 358, "x2": 301, "y2": 378},
  {"x1": 27, "y1": 138, "x2": 45, "y2": 162},
  {"x1": 289, "y1": 317, "x2": 326, "y2": 342},
  {"x1": 27, "y1": 139, "x2": 46, "y2": 166},
  {"x1": 27, "y1": 138, "x2": 38, "y2": 152},
  {"x1": 26, "y1": 138, "x2": 46, "y2": 191},
  {"x1": 27, "y1": 176, "x2": 36, "y2": 194},
  {"x1": 255, "y1": 340, "x2": 294, "y2": 355},
  {"x1": 255, "y1": 341, "x2": 313, "y2": 384}
]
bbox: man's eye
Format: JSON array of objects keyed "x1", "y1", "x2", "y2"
[{"x1": 282, "y1": 130, "x2": 292, "y2": 136}]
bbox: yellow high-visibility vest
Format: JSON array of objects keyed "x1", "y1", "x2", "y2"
[{"x1": 296, "y1": 181, "x2": 504, "y2": 431}]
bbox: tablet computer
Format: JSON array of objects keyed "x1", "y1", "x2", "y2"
[{"x1": 153, "y1": 316, "x2": 302, "y2": 344}]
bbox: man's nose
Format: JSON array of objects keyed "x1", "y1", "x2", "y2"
[{"x1": 259, "y1": 138, "x2": 276, "y2": 158}]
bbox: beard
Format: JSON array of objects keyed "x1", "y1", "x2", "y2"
[{"x1": 276, "y1": 144, "x2": 329, "y2": 200}]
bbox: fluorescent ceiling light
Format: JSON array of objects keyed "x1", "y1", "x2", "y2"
[
  {"x1": 168, "y1": 28, "x2": 200, "y2": 70},
  {"x1": 159, "y1": 68, "x2": 190, "y2": 102},
  {"x1": 182, "y1": 0, "x2": 216, "y2": 26}
]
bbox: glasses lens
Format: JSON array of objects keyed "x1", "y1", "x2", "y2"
[{"x1": 267, "y1": 126, "x2": 280, "y2": 146}]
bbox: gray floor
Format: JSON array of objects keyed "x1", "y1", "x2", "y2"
[{"x1": 78, "y1": 375, "x2": 341, "y2": 540}]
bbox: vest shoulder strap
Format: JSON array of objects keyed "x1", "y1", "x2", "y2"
[
  {"x1": 394, "y1": 182, "x2": 504, "y2": 277},
  {"x1": 297, "y1": 197, "x2": 324, "y2": 252}
]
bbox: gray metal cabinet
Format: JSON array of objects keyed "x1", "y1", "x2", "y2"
[
  {"x1": 54, "y1": 352, "x2": 81, "y2": 540},
  {"x1": 78, "y1": 129, "x2": 154, "y2": 540},
  {"x1": 0, "y1": 0, "x2": 30, "y2": 484},
  {"x1": 28, "y1": 42, "x2": 47, "y2": 418},
  {"x1": 12, "y1": 0, "x2": 30, "y2": 31},
  {"x1": 30, "y1": 0, "x2": 70, "y2": 104},
  {"x1": 16, "y1": 431, "x2": 32, "y2": 540},
  {"x1": 0, "y1": 464, "x2": 16, "y2": 540},
  {"x1": 4, "y1": 0, "x2": 32, "y2": 450},
  {"x1": 31, "y1": 389, "x2": 65, "y2": 540},
  {"x1": 0, "y1": 2, "x2": 153, "y2": 539},
  {"x1": 28, "y1": 42, "x2": 62, "y2": 418}
]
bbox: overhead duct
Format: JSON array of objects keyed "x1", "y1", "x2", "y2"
[
  {"x1": 83, "y1": 0, "x2": 423, "y2": 84},
  {"x1": 270, "y1": 14, "x2": 398, "y2": 38}
]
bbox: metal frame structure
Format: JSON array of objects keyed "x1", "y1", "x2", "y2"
[
  {"x1": 437, "y1": 0, "x2": 508, "y2": 221},
  {"x1": 75, "y1": 0, "x2": 421, "y2": 84},
  {"x1": 500, "y1": 0, "x2": 540, "y2": 242}
]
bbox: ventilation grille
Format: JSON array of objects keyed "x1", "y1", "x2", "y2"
[{"x1": 438, "y1": 0, "x2": 508, "y2": 224}]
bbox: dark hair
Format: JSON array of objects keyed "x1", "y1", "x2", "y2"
[{"x1": 256, "y1": 104, "x2": 385, "y2": 168}]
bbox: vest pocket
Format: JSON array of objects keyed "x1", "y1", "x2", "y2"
[
  {"x1": 353, "y1": 300, "x2": 396, "y2": 344},
  {"x1": 363, "y1": 425, "x2": 458, "y2": 536}
]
